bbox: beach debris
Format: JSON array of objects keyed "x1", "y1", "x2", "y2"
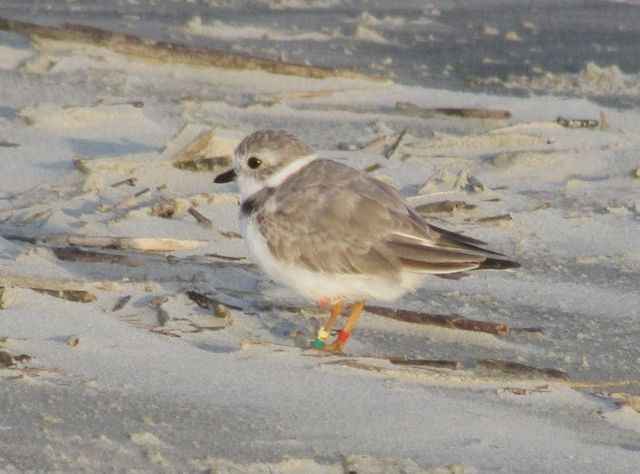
[
  {"x1": 366, "y1": 305, "x2": 509, "y2": 335},
  {"x1": 170, "y1": 127, "x2": 233, "y2": 172},
  {"x1": 556, "y1": 116, "x2": 599, "y2": 129},
  {"x1": 33, "y1": 288, "x2": 97, "y2": 303},
  {"x1": 477, "y1": 359, "x2": 569, "y2": 380},
  {"x1": 214, "y1": 303, "x2": 228, "y2": 319},
  {"x1": 608, "y1": 392, "x2": 640, "y2": 414},
  {"x1": 475, "y1": 213, "x2": 512, "y2": 225},
  {"x1": 52, "y1": 247, "x2": 144, "y2": 267},
  {"x1": 186, "y1": 290, "x2": 243, "y2": 312},
  {"x1": 632, "y1": 167, "x2": 640, "y2": 179},
  {"x1": 415, "y1": 200, "x2": 476, "y2": 214},
  {"x1": 0, "y1": 351, "x2": 15, "y2": 367},
  {"x1": 389, "y1": 357, "x2": 461, "y2": 370},
  {"x1": 13, "y1": 354, "x2": 32, "y2": 363},
  {"x1": 112, "y1": 295, "x2": 132, "y2": 312},
  {"x1": 497, "y1": 386, "x2": 550, "y2": 396},
  {"x1": 110, "y1": 177, "x2": 137, "y2": 188},
  {"x1": 205, "y1": 253, "x2": 245, "y2": 262},
  {"x1": 363, "y1": 162, "x2": 383, "y2": 173},
  {"x1": 344, "y1": 454, "x2": 439, "y2": 474},
  {"x1": 66, "y1": 335, "x2": 80, "y2": 348},
  {"x1": 0, "y1": 17, "x2": 381, "y2": 81},
  {"x1": 187, "y1": 207, "x2": 212, "y2": 227},
  {"x1": 383, "y1": 128, "x2": 407, "y2": 159},
  {"x1": 395, "y1": 101, "x2": 511, "y2": 120},
  {"x1": 3, "y1": 232, "x2": 207, "y2": 252},
  {"x1": 104, "y1": 187, "x2": 150, "y2": 212},
  {"x1": 0, "y1": 287, "x2": 10, "y2": 309},
  {"x1": 360, "y1": 129, "x2": 409, "y2": 159}
]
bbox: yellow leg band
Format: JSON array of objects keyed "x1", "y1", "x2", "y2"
[{"x1": 316, "y1": 327, "x2": 330, "y2": 341}]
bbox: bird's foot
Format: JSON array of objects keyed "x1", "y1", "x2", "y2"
[{"x1": 319, "y1": 330, "x2": 350, "y2": 354}]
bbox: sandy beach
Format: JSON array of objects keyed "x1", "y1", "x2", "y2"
[{"x1": 1, "y1": 2, "x2": 640, "y2": 472}]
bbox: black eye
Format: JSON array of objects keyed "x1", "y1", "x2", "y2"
[{"x1": 247, "y1": 157, "x2": 262, "y2": 169}]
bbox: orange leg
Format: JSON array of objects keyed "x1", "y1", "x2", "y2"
[
  {"x1": 312, "y1": 301, "x2": 343, "y2": 349},
  {"x1": 323, "y1": 301, "x2": 365, "y2": 353}
]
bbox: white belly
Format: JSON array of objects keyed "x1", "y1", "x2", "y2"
[{"x1": 241, "y1": 216, "x2": 424, "y2": 303}]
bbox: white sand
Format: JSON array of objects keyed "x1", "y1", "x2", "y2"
[{"x1": 1, "y1": 8, "x2": 640, "y2": 474}]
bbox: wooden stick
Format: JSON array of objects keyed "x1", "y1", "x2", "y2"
[
  {"x1": 475, "y1": 214, "x2": 512, "y2": 225},
  {"x1": 383, "y1": 129, "x2": 407, "y2": 159},
  {"x1": 366, "y1": 305, "x2": 508, "y2": 335},
  {"x1": 477, "y1": 359, "x2": 569, "y2": 380},
  {"x1": 110, "y1": 177, "x2": 137, "y2": 188},
  {"x1": 2, "y1": 232, "x2": 206, "y2": 252},
  {"x1": 187, "y1": 207, "x2": 212, "y2": 226},
  {"x1": 389, "y1": 358, "x2": 461, "y2": 370},
  {"x1": 0, "y1": 17, "x2": 381, "y2": 82}
]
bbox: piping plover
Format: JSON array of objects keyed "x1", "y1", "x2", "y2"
[{"x1": 215, "y1": 130, "x2": 519, "y2": 351}]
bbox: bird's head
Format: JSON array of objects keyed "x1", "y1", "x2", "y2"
[{"x1": 214, "y1": 130, "x2": 315, "y2": 199}]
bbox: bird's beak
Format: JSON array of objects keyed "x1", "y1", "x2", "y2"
[{"x1": 214, "y1": 168, "x2": 237, "y2": 183}]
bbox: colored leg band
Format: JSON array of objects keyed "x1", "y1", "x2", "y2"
[
  {"x1": 337, "y1": 330, "x2": 350, "y2": 343},
  {"x1": 312, "y1": 339, "x2": 326, "y2": 349},
  {"x1": 316, "y1": 328, "x2": 330, "y2": 341}
]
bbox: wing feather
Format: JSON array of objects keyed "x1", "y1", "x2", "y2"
[{"x1": 254, "y1": 159, "x2": 518, "y2": 279}]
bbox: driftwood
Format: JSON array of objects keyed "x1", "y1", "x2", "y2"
[
  {"x1": 396, "y1": 101, "x2": 511, "y2": 120},
  {"x1": 475, "y1": 213, "x2": 512, "y2": 225},
  {"x1": 3, "y1": 232, "x2": 206, "y2": 252},
  {"x1": 366, "y1": 305, "x2": 508, "y2": 335},
  {"x1": 187, "y1": 207, "x2": 212, "y2": 226},
  {"x1": 0, "y1": 17, "x2": 381, "y2": 81},
  {"x1": 389, "y1": 358, "x2": 461, "y2": 370},
  {"x1": 477, "y1": 359, "x2": 569, "y2": 380},
  {"x1": 383, "y1": 129, "x2": 407, "y2": 159},
  {"x1": 111, "y1": 177, "x2": 137, "y2": 188}
]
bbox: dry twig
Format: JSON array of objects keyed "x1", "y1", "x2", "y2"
[
  {"x1": 366, "y1": 305, "x2": 508, "y2": 335},
  {"x1": 477, "y1": 359, "x2": 569, "y2": 380}
]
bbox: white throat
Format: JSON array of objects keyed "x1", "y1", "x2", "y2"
[{"x1": 238, "y1": 154, "x2": 316, "y2": 200}]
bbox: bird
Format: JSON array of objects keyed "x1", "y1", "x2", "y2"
[{"x1": 214, "y1": 130, "x2": 519, "y2": 352}]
